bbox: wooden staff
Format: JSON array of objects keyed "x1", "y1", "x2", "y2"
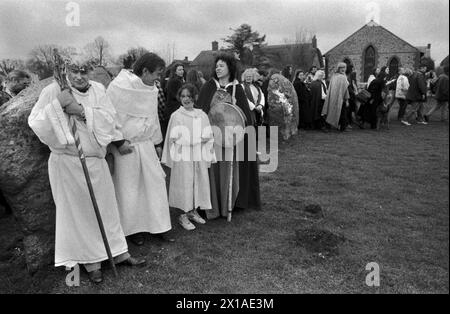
[
  {"x1": 52, "y1": 49, "x2": 118, "y2": 277},
  {"x1": 227, "y1": 81, "x2": 237, "y2": 222}
]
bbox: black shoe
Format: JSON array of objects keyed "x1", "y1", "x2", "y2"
[
  {"x1": 129, "y1": 233, "x2": 144, "y2": 246},
  {"x1": 154, "y1": 232, "x2": 175, "y2": 242},
  {"x1": 120, "y1": 256, "x2": 147, "y2": 267},
  {"x1": 88, "y1": 270, "x2": 103, "y2": 284}
]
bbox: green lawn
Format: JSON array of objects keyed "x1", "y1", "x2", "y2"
[{"x1": 1, "y1": 102, "x2": 448, "y2": 293}]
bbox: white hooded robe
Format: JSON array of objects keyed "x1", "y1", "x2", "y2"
[
  {"x1": 106, "y1": 70, "x2": 171, "y2": 235},
  {"x1": 28, "y1": 80, "x2": 128, "y2": 268}
]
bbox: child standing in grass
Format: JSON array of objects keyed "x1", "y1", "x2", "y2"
[{"x1": 161, "y1": 83, "x2": 216, "y2": 230}]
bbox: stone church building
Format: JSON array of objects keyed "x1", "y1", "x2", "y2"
[{"x1": 325, "y1": 21, "x2": 431, "y2": 83}]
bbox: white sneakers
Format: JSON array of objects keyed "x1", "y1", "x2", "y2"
[
  {"x1": 187, "y1": 210, "x2": 206, "y2": 224},
  {"x1": 178, "y1": 214, "x2": 195, "y2": 230},
  {"x1": 401, "y1": 120, "x2": 411, "y2": 126},
  {"x1": 178, "y1": 210, "x2": 206, "y2": 231}
]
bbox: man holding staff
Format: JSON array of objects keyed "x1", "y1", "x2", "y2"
[{"x1": 28, "y1": 61, "x2": 145, "y2": 284}]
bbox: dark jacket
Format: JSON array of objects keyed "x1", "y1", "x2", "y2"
[
  {"x1": 165, "y1": 76, "x2": 183, "y2": 119},
  {"x1": 406, "y1": 71, "x2": 427, "y2": 102},
  {"x1": 435, "y1": 73, "x2": 449, "y2": 102}
]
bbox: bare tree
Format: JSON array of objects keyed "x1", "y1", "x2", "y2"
[
  {"x1": 84, "y1": 36, "x2": 111, "y2": 66},
  {"x1": 281, "y1": 27, "x2": 316, "y2": 70},
  {"x1": 27, "y1": 44, "x2": 78, "y2": 79},
  {"x1": 283, "y1": 27, "x2": 315, "y2": 45},
  {"x1": 0, "y1": 59, "x2": 25, "y2": 76},
  {"x1": 157, "y1": 42, "x2": 176, "y2": 65}
]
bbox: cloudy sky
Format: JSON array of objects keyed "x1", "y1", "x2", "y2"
[{"x1": 0, "y1": 0, "x2": 448, "y2": 64}]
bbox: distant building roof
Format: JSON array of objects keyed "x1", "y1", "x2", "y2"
[
  {"x1": 190, "y1": 41, "x2": 323, "y2": 76},
  {"x1": 325, "y1": 22, "x2": 421, "y2": 56},
  {"x1": 191, "y1": 50, "x2": 219, "y2": 67},
  {"x1": 260, "y1": 43, "x2": 323, "y2": 69},
  {"x1": 441, "y1": 55, "x2": 449, "y2": 67}
]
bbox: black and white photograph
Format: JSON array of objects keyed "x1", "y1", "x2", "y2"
[{"x1": 0, "y1": 0, "x2": 448, "y2": 299}]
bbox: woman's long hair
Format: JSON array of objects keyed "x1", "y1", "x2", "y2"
[
  {"x1": 292, "y1": 69, "x2": 304, "y2": 84},
  {"x1": 211, "y1": 52, "x2": 237, "y2": 83},
  {"x1": 186, "y1": 69, "x2": 203, "y2": 92},
  {"x1": 170, "y1": 63, "x2": 185, "y2": 79},
  {"x1": 282, "y1": 65, "x2": 293, "y2": 81}
]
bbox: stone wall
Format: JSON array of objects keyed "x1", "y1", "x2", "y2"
[{"x1": 325, "y1": 24, "x2": 421, "y2": 82}]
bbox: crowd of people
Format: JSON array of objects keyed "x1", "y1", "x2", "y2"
[
  {"x1": 287, "y1": 62, "x2": 449, "y2": 132},
  {"x1": 1, "y1": 50, "x2": 448, "y2": 285},
  {"x1": 22, "y1": 52, "x2": 261, "y2": 284}
]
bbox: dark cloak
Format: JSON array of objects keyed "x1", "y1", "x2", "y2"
[
  {"x1": 309, "y1": 80, "x2": 326, "y2": 122},
  {"x1": 196, "y1": 79, "x2": 261, "y2": 218},
  {"x1": 359, "y1": 78, "x2": 385, "y2": 128},
  {"x1": 293, "y1": 78, "x2": 312, "y2": 125}
]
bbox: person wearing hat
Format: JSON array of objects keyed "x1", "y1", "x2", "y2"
[{"x1": 28, "y1": 61, "x2": 146, "y2": 284}]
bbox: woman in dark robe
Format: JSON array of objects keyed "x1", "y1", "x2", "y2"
[
  {"x1": 196, "y1": 53, "x2": 261, "y2": 219},
  {"x1": 309, "y1": 70, "x2": 328, "y2": 131},
  {"x1": 166, "y1": 63, "x2": 185, "y2": 119},
  {"x1": 346, "y1": 64, "x2": 358, "y2": 126},
  {"x1": 361, "y1": 67, "x2": 387, "y2": 129},
  {"x1": 292, "y1": 69, "x2": 312, "y2": 129},
  {"x1": 281, "y1": 65, "x2": 293, "y2": 82}
]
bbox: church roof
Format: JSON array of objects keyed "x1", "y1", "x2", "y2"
[{"x1": 325, "y1": 22, "x2": 421, "y2": 56}]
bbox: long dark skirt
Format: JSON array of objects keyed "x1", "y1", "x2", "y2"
[
  {"x1": 358, "y1": 100, "x2": 379, "y2": 128},
  {"x1": 234, "y1": 133, "x2": 261, "y2": 211}
]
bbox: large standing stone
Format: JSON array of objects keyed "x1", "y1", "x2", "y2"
[
  {"x1": 267, "y1": 74, "x2": 299, "y2": 141},
  {"x1": 0, "y1": 77, "x2": 55, "y2": 273}
]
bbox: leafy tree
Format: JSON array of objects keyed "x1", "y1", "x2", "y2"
[
  {"x1": 420, "y1": 56, "x2": 435, "y2": 71},
  {"x1": 118, "y1": 47, "x2": 150, "y2": 69},
  {"x1": 223, "y1": 24, "x2": 266, "y2": 66}
]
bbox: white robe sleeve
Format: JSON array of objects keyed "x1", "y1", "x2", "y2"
[
  {"x1": 28, "y1": 84, "x2": 75, "y2": 147},
  {"x1": 161, "y1": 112, "x2": 181, "y2": 168},
  {"x1": 85, "y1": 84, "x2": 124, "y2": 147},
  {"x1": 200, "y1": 112, "x2": 216, "y2": 166}
]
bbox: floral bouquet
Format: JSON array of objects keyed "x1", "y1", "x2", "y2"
[{"x1": 267, "y1": 74, "x2": 299, "y2": 140}]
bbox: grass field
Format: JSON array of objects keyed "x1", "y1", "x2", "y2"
[{"x1": 0, "y1": 102, "x2": 448, "y2": 294}]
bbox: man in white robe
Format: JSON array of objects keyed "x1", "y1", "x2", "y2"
[
  {"x1": 106, "y1": 53, "x2": 172, "y2": 245},
  {"x1": 28, "y1": 62, "x2": 145, "y2": 284}
]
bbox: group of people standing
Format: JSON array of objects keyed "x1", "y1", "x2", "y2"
[
  {"x1": 288, "y1": 62, "x2": 449, "y2": 132},
  {"x1": 26, "y1": 52, "x2": 261, "y2": 284},
  {"x1": 5, "y1": 48, "x2": 448, "y2": 285}
]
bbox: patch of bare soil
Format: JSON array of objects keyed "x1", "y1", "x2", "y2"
[{"x1": 295, "y1": 226, "x2": 346, "y2": 257}]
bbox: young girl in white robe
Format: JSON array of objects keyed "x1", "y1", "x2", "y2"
[{"x1": 161, "y1": 83, "x2": 215, "y2": 230}]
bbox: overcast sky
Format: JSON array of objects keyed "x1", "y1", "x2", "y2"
[{"x1": 0, "y1": 0, "x2": 448, "y2": 64}]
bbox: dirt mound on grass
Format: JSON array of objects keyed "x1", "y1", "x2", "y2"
[{"x1": 295, "y1": 227, "x2": 346, "y2": 256}]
